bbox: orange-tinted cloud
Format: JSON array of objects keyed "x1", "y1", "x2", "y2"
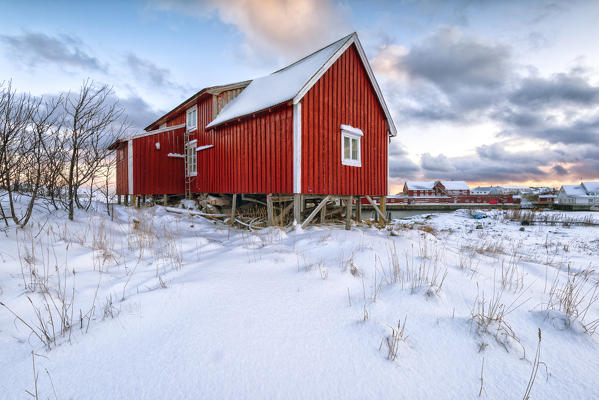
[{"x1": 156, "y1": 0, "x2": 352, "y2": 61}]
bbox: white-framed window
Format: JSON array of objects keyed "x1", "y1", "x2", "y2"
[
  {"x1": 160, "y1": 122, "x2": 167, "y2": 129},
  {"x1": 186, "y1": 106, "x2": 197, "y2": 131},
  {"x1": 186, "y1": 140, "x2": 197, "y2": 177},
  {"x1": 340, "y1": 124, "x2": 363, "y2": 167}
]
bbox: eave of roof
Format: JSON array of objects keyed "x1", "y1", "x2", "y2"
[{"x1": 143, "y1": 80, "x2": 251, "y2": 131}]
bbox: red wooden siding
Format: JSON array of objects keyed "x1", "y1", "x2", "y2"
[
  {"x1": 115, "y1": 144, "x2": 128, "y2": 195},
  {"x1": 114, "y1": 42, "x2": 391, "y2": 197},
  {"x1": 300, "y1": 44, "x2": 388, "y2": 196},
  {"x1": 131, "y1": 127, "x2": 185, "y2": 195},
  {"x1": 195, "y1": 105, "x2": 294, "y2": 194}
]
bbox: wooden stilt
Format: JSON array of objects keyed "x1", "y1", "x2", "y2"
[
  {"x1": 293, "y1": 193, "x2": 302, "y2": 226},
  {"x1": 301, "y1": 195, "x2": 331, "y2": 229},
  {"x1": 267, "y1": 193, "x2": 274, "y2": 226},
  {"x1": 133, "y1": 195, "x2": 139, "y2": 209},
  {"x1": 320, "y1": 198, "x2": 326, "y2": 224},
  {"x1": 117, "y1": 194, "x2": 121, "y2": 205},
  {"x1": 124, "y1": 194, "x2": 129, "y2": 206},
  {"x1": 379, "y1": 196, "x2": 387, "y2": 227},
  {"x1": 230, "y1": 194, "x2": 237, "y2": 226},
  {"x1": 345, "y1": 196, "x2": 352, "y2": 230},
  {"x1": 356, "y1": 196, "x2": 362, "y2": 223},
  {"x1": 163, "y1": 194, "x2": 168, "y2": 206},
  {"x1": 365, "y1": 195, "x2": 387, "y2": 224},
  {"x1": 141, "y1": 195, "x2": 146, "y2": 207}
]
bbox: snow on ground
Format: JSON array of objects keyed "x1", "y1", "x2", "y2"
[{"x1": 1, "y1": 199, "x2": 598, "y2": 399}]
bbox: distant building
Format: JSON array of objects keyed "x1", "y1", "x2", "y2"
[
  {"x1": 402, "y1": 181, "x2": 469, "y2": 197},
  {"x1": 557, "y1": 182, "x2": 599, "y2": 206},
  {"x1": 471, "y1": 186, "x2": 501, "y2": 195},
  {"x1": 537, "y1": 194, "x2": 557, "y2": 204},
  {"x1": 499, "y1": 186, "x2": 532, "y2": 195},
  {"x1": 471, "y1": 185, "x2": 536, "y2": 195}
]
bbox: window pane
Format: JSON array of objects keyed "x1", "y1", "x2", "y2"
[
  {"x1": 352, "y1": 138, "x2": 358, "y2": 160},
  {"x1": 344, "y1": 136, "x2": 350, "y2": 159}
]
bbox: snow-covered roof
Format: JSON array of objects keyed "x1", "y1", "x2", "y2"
[
  {"x1": 561, "y1": 185, "x2": 588, "y2": 197},
  {"x1": 405, "y1": 181, "x2": 435, "y2": 190},
  {"x1": 441, "y1": 181, "x2": 469, "y2": 191},
  {"x1": 582, "y1": 181, "x2": 599, "y2": 193},
  {"x1": 405, "y1": 181, "x2": 469, "y2": 191},
  {"x1": 207, "y1": 35, "x2": 348, "y2": 128},
  {"x1": 206, "y1": 33, "x2": 397, "y2": 136}
]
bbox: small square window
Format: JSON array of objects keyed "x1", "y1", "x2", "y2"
[
  {"x1": 186, "y1": 106, "x2": 197, "y2": 131},
  {"x1": 340, "y1": 124, "x2": 363, "y2": 167}
]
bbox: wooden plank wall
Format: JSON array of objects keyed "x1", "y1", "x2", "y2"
[
  {"x1": 131, "y1": 127, "x2": 186, "y2": 195},
  {"x1": 115, "y1": 144, "x2": 128, "y2": 195},
  {"x1": 198, "y1": 105, "x2": 294, "y2": 194},
  {"x1": 300, "y1": 44, "x2": 389, "y2": 196}
]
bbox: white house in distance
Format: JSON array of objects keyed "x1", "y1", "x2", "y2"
[
  {"x1": 470, "y1": 186, "x2": 502, "y2": 195},
  {"x1": 557, "y1": 182, "x2": 599, "y2": 207}
]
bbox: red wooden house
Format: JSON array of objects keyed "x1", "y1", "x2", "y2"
[
  {"x1": 110, "y1": 33, "x2": 396, "y2": 225},
  {"x1": 402, "y1": 181, "x2": 470, "y2": 197}
]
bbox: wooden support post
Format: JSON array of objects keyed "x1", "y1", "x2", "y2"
[
  {"x1": 345, "y1": 196, "x2": 353, "y2": 230},
  {"x1": 356, "y1": 196, "x2": 362, "y2": 223},
  {"x1": 278, "y1": 200, "x2": 294, "y2": 226},
  {"x1": 293, "y1": 193, "x2": 302, "y2": 226},
  {"x1": 141, "y1": 195, "x2": 146, "y2": 207},
  {"x1": 379, "y1": 196, "x2": 387, "y2": 227},
  {"x1": 301, "y1": 195, "x2": 331, "y2": 229},
  {"x1": 124, "y1": 194, "x2": 129, "y2": 206},
  {"x1": 230, "y1": 194, "x2": 237, "y2": 226},
  {"x1": 320, "y1": 198, "x2": 326, "y2": 224},
  {"x1": 267, "y1": 194, "x2": 274, "y2": 226},
  {"x1": 133, "y1": 195, "x2": 138, "y2": 208},
  {"x1": 117, "y1": 194, "x2": 121, "y2": 205},
  {"x1": 162, "y1": 194, "x2": 168, "y2": 206},
  {"x1": 365, "y1": 195, "x2": 387, "y2": 224}
]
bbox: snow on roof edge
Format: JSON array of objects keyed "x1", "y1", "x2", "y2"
[{"x1": 207, "y1": 34, "x2": 353, "y2": 129}]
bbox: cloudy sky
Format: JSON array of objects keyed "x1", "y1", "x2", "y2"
[{"x1": 1, "y1": 0, "x2": 598, "y2": 192}]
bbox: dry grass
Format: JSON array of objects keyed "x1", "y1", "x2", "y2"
[
  {"x1": 379, "y1": 316, "x2": 408, "y2": 361},
  {"x1": 1, "y1": 268, "x2": 76, "y2": 350},
  {"x1": 504, "y1": 210, "x2": 597, "y2": 227},
  {"x1": 523, "y1": 329, "x2": 543, "y2": 400},
  {"x1": 544, "y1": 264, "x2": 599, "y2": 335},
  {"x1": 384, "y1": 240, "x2": 448, "y2": 297},
  {"x1": 470, "y1": 282, "x2": 528, "y2": 356},
  {"x1": 500, "y1": 253, "x2": 526, "y2": 293}
]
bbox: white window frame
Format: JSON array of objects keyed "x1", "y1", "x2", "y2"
[
  {"x1": 186, "y1": 105, "x2": 197, "y2": 131},
  {"x1": 186, "y1": 140, "x2": 197, "y2": 177},
  {"x1": 340, "y1": 125, "x2": 363, "y2": 167}
]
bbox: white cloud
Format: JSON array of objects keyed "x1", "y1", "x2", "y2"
[{"x1": 153, "y1": 0, "x2": 352, "y2": 62}]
